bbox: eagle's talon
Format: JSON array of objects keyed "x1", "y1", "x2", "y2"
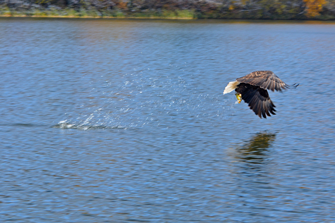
[{"x1": 235, "y1": 93, "x2": 242, "y2": 104}]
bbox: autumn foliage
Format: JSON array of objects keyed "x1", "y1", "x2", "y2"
[
  {"x1": 303, "y1": 0, "x2": 327, "y2": 17},
  {"x1": 0, "y1": 0, "x2": 333, "y2": 19}
]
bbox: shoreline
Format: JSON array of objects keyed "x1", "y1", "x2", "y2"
[
  {"x1": 2, "y1": 15, "x2": 335, "y2": 22},
  {"x1": 1, "y1": 7, "x2": 335, "y2": 21},
  {"x1": 0, "y1": 14, "x2": 194, "y2": 20}
]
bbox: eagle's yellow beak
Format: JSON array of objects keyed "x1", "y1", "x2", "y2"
[{"x1": 235, "y1": 93, "x2": 242, "y2": 104}]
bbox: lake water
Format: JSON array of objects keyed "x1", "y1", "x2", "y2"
[{"x1": 1, "y1": 18, "x2": 335, "y2": 222}]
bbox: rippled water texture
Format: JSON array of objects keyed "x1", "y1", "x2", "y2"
[{"x1": 1, "y1": 19, "x2": 335, "y2": 222}]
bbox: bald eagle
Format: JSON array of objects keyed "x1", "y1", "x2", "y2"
[{"x1": 223, "y1": 71, "x2": 297, "y2": 118}]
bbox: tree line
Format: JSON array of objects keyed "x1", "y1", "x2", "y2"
[{"x1": 1, "y1": 0, "x2": 335, "y2": 19}]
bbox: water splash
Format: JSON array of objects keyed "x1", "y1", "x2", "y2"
[{"x1": 58, "y1": 66, "x2": 235, "y2": 130}]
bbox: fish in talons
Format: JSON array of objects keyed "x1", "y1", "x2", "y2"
[{"x1": 235, "y1": 93, "x2": 242, "y2": 103}]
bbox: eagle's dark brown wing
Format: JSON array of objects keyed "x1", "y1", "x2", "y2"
[
  {"x1": 235, "y1": 83, "x2": 276, "y2": 118},
  {"x1": 236, "y1": 71, "x2": 288, "y2": 92}
]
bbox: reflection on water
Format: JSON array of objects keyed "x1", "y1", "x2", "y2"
[{"x1": 235, "y1": 132, "x2": 276, "y2": 164}]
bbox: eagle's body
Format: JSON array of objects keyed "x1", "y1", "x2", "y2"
[{"x1": 224, "y1": 71, "x2": 289, "y2": 118}]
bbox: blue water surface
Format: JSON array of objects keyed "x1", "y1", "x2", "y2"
[{"x1": 0, "y1": 18, "x2": 335, "y2": 222}]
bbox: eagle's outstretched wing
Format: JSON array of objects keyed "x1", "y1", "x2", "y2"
[
  {"x1": 236, "y1": 83, "x2": 276, "y2": 118},
  {"x1": 236, "y1": 71, "x2": 288, "y2": 92}
]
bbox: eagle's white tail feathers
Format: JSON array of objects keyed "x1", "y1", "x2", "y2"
[{"x1": 223, "y1": 81, "x2": 239, "y2": 94}]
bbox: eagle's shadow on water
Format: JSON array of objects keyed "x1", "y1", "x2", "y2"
[{"x1": 233, "y1": 132, "x2": 276, "y2": 165}]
